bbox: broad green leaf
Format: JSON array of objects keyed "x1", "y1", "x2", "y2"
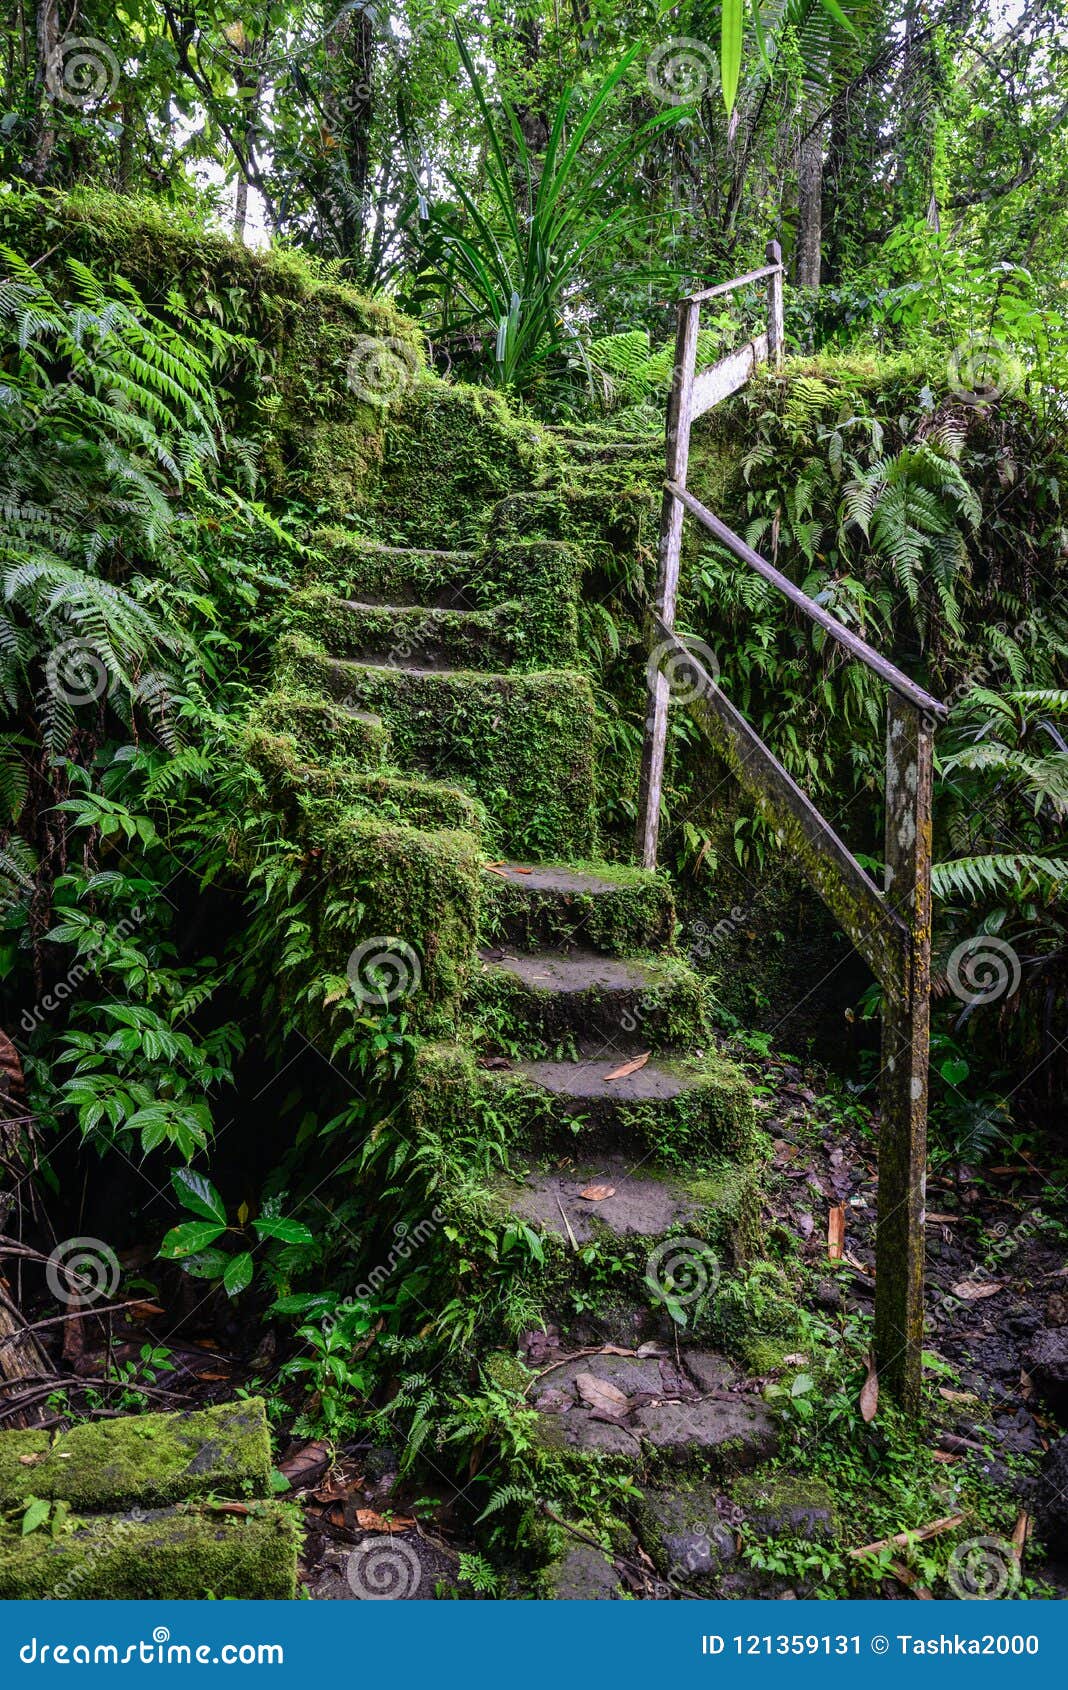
[
  {"x1": 171, "y1": 1167, "x2": 226, "y2": 1224},
  {"x1": 222, "y1": 1252, "x2": 254, "y2": 1297},
  {"x1": 22, "y1": 1498, "x2": 50, "y2": 1535},
  {"x1": 159, "y1": 1220, "x2": 226, "y2": 1259},
  {"x1": 721, "y1": 0, "x2": 744, "y2": 113},
  {"x1": 252, "y1": 1216, "x2": 314, "y2": 1246}
]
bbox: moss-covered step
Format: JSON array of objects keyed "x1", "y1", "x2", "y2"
[
  {"x1": 290, "y1": 586, "x2": 577, "y2": 672},
  {"x1": 245, "y1": 722, "x2": 490, "y2": 840},
  {"x1": 469, "y1": 949, "x2": 707, "y2": 1053},
  {"x1": 0, "y1": 1504, "x2": 298, "y2": 1600},
  {"x1": 481, "y1": 861, "x2": 675, "y2": 954},
  {"x1": 277, "y1": 637, "x2": 597, "y2": 858},
  {"x1": 308, "y1": 531, "x2": 475, "y2": 605},
  {"x1": 0, "y1": 1399, "x2": 271, "y2": 1511},
  {"x1": 249, "y1": 690, "x2": 391, "y2": 771},
  {"x1": 496, "y1": 1154, "x2": 759, "y2": 1259}
]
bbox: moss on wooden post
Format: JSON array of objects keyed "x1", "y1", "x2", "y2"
[{"x1": 874, "y1": 694, "x2": 934, "y2": 1410}]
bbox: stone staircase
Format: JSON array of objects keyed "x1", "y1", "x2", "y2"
[{"x1": 248, "y1": 513, "x2": 806, "y2": 1597}]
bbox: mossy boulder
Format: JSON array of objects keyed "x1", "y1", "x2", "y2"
[{"x1": 0, "y1": 1400, "x2": 271, "y2": 1512}]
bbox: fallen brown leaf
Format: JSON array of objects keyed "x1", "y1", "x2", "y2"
[
  {"x1": 602, "y1": 1052, "x2": 650, "y2": 1082},
  {"x1": 578, "y1": 1184, "x2": 616, "y2": 1202},
  {"x1": 827, "y1": 1204, "x2": 846, "y2": 1261},
  {"x1": 355, "y1": 1509, "x2": 416, "y2": 1533},
  {"x1": 950, "y1": 1280, "x2": 1004, "y2": 1300},
  {"x1": 277, "y1": 1439, "x2": 332, "y2": 1490},
  {"x1": 859, "y1": 1352, "x2": 878, "y2": 1423},
  {"x1": 938, "y1": 1387, "x2": 980, "y2": 1405},
  {"x1": 575, "y1": 1371, "x2": 629, "y2": 1414}
]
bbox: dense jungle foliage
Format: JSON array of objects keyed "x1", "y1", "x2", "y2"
[{"x1": 0, "y1": 0, "x2": 1066, "y2": 1602}]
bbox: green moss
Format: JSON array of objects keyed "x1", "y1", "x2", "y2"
[
  {"x1": 277, "y1": 636, "x2": 597, "y2": 858},
  {"x1": 469, "y1": 951, "x2": 709, "y2": 1057},
  {"x1": 480, "y1": 859, "x2": 676, "y2": 954},
  {"x1": 481, "y1": 1351, "x2": 533, "y2": 1396},
  {"x1": 0, "y1": 1504, "x2": 298, "y2": 1600},
  {"x1": 0, "y1": 1400, "x2": 271, "y2": 1512},
  {"x1": 477, "y1": 1050, "x2": 754, "y2": 1164},
  {"x1": 249, "y1": 690, "x2": 390, "y2": 771},
  {"x1": 289, "y1": 584, "x2": 575, "y2": 671},
  {"x1": 314, "y1": 816, "x2": 483, "y2": 1033},
  {"x1": 731, "y1": 1473, "x2": 839, "y2": 1540}
]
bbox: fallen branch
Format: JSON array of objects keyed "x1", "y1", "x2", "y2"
[{"x1": 848, "y1": 1513, "x2": 965, "y2": 1558}]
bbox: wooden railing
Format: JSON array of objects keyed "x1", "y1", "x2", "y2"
[{"x1": 636, "y1": 241, "x2": 947, "y2": 1409}]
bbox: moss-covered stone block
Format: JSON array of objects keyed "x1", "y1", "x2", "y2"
[
  {"x1": 480, "y1": 860, "x2": 676, "y2": 954},
  {"x1": 278, "y1": 637, "x2": 597, "y2": 858},
  {"x1": 289, "y1": 585, "x2": 575, "y2": 671},
  {"x1": 0, "y1": 1504, "x2": 298, "y2": 1600},
  {"x1": 249, "y1": 690, "x2": 390, "y2": 771},
  {"x1": 314, "y1": 816, "x2": 483, "y2": 1032},
  {"x1": 478, "y1": 1052, "x2": 756, "y2": 1164},
  {"x1": 468, "y1": 951, "x2": 708, "y2": 1055},
  {"x1": 731, "y1": 1473, "x2": 840, "y2": 1541},
  {"x1": 0, "y1": 1400, "x2": 271, "y2": 1512}
]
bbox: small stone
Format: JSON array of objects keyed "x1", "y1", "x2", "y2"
[
  {"x1": 1027, "y1": 1328, "x2": 1068, "y2": 1414},
  {"x1": 683, "y1": 1351, "x2": 737, "y2": 1394},
  {"x1": 634, "y1": 1398, "x2": 778, "y2": 1469},
  {"x1": 542, "y1": 1543, "x2": 622, "y2": 1600}
]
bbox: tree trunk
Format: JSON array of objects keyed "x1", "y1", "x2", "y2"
[
  {"x1": 30, "y1": 0, "x2": 59, "y2": 184},
  {"x1": 796, "y1": 124, "x2": 825, "y2": 288}
]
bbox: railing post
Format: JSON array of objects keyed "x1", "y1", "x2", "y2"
[
  {"x1": 635, "y1": 297, "x2": 701, "y2": 868},
  {"x1": 765, "y1": 239, "x2": 784, "y2": 370},
  {"x1": 874, "y1": 693, "x2": 934, "y2": 1410}
]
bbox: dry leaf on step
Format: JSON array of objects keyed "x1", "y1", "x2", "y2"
[
  {"x1": 859, "y1": 1352, "x2": 878, "y2": 1423},
  {"x1": 355, "y1": 1509, "x2": 416, "y2": 1533},
  {"x1": 575, "y1": 1372, "x2": 629, "y2": 1413},
  {"x1": 950, "y1": 1280, "x2": 1004, "y2": 1300},
  {"x1": 827, "y1": 1204, "x2": 846, "y2": 1261},
  {"x1": 511, "y1": 866, "x2": 533, "y2": 874},
  {"x1": 938, "y1": 1387, "x2": 980, "y2": 1405},
  {"x1": 602, "y1": 1053, "x2": 650, "y2": 1082},
  {"x1": 579, "y1": 1184, "x2": 616, "y2": 1202}
]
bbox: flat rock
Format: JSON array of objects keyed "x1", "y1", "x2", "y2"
[
  {"x1": 634, "y1": 1398, "x2": 778, "y2": 1469},
  {"x1": 538, "y1": 1408, "x2": 640, "y2": 1459},
  {"x1": 506, "y1": 1159, "x2": 702, "y2": 1244},
  {"x1": 542, "y1": 1543, "x2": 623, "y2": 1600},
  {"x1": 485, "y1": 864, "x2": 628, "y2": 895},
  {"x1": 641, "y1": 1487, "x2": 737, "y2": 1584},
  {"x1": 481, "y1": 948, "x2": 657, "y2": 993},
  {"x1": 517, "y1": 1054, "x2": 691, "y2": 1104},
  {"x1": 683, "y1": 1352, "x2": 738, "y2": 1394},
  {"x1": 733, "y1": 1475, "x2": 838, "y2": 1541},
  {"x1": 1027, "y1": 1327, "x2": 1068, "y2": 1414},
  {"x1": 529, "y1": 1352, "x2": 679, "y2": 1407}
]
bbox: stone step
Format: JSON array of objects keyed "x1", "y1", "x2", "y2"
[
  {"x1": 481, "y1": 1052, "x2": 754, "y2": 1161},
  {"x1": 528, "y1": 1345, "x2": 778, "y2": 1476},
  {"x1": 275, "y1": 636, "x2": 597, "y2": 858},
  {"x1": 309, "y1": 530, "x2": 474, "y2": 606},
  {"x1": 481, "y1": 860, "x2": 675, "y2": 955},
  {"x1": 470, "y1": 948, "x2": 706, "y2": 1053},
  {"x1": 290, "y1": 585, "x2": 575, "y2": 671},
  {"x1": 251, "y1": 690, "x2": 391, "y2": 772},
  {"x1": 0, "y1": 1398, "x2": 298, "y2": 1599},
  {"x1": 0, "y1": 1504, "x2": 298, "y2": 1599}
]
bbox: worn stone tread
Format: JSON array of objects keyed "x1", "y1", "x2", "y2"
[
  {"x1": 478, "y1": 948, "x2": 668, "y2": 994},
  {"x1": 504, "y1": 1157, "x2": 702, "y2": 1243},
  {"x1": 516, "y1": 1051, "x2": 693, "y2": 1102}
]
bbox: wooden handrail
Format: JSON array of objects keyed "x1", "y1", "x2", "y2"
[
  {"x1": 685, "y1": 262, "x2": 783, "y2": 303},
  {"x1": 666, "y1": 480, "x2": 949, "y2": 721},
  {"x1": 635, "y1": 236, "x2": 936, "y2": 1411}
]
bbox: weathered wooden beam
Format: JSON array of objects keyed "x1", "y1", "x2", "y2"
[
  {"x1": 666, "y1": 480, "x2": 949, "y2": 722},
  {"x1": 687, "y1": 263, "x2": 783, "y2": 303},
  {"x1": 874, "y1": 694, "x2": 934, "y2": 1411},
  {"x1": 635, "y1": 299, "x2": 701, "y2": 868},
  {"x1": 766, "y1": 240, "x2": 785, "y2": 369},
  {"x1": 691, "y1": 336, "x2": 769, "y2": 419},
  {"x1": 648, "y1": 618, "x2": 907, "y2": 991}
]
